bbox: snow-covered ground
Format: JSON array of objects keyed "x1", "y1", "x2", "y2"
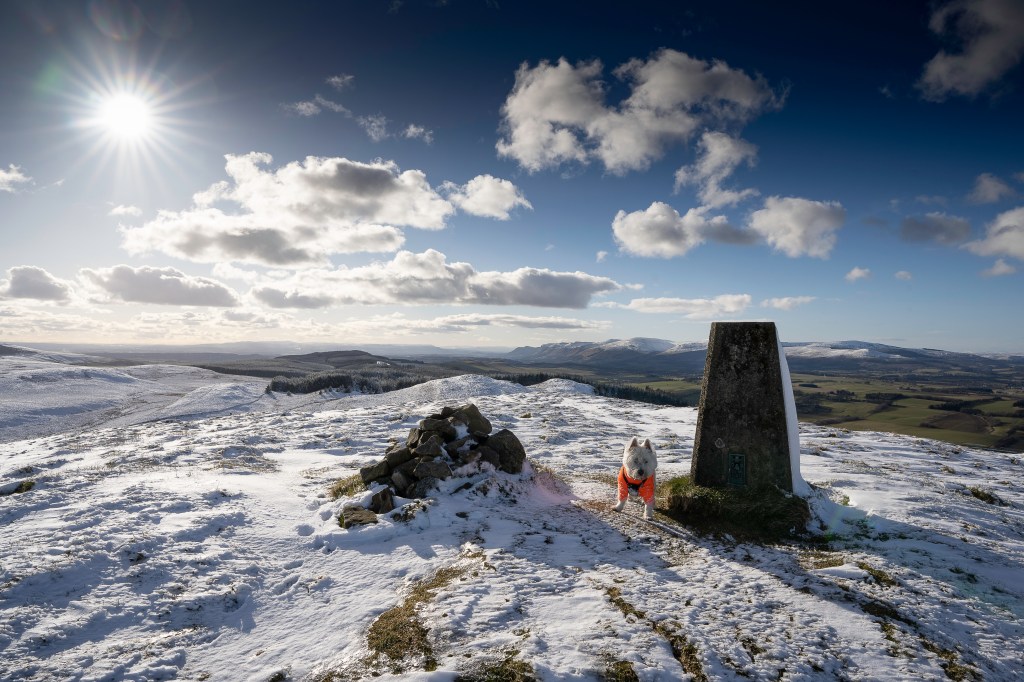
[{"x1": 1, "y1": 357, "x2": 1022, "y2": 680}]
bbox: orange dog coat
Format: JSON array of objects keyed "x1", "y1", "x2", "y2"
[{"x1": 617, "y1": 467, "x2": 655, "y2": 505}]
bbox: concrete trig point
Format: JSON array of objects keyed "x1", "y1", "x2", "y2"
[{"x1": 691, "y1": 321, "x2": 804, "y2": 494}]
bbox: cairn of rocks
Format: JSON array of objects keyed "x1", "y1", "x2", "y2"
[{"x1": 354, "y1": 403, "x2": 525, "y2": 518}]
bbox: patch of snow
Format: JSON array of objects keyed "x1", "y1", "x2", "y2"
[
  {"x1": 600, "y1": 337, "x2": 675, "y2": 353},
  {"x1": 531, "y1": 378, "x2": 595, "y2": 394}
]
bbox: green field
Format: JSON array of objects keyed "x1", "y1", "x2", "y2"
[{"x1": 627, "y1": 372, "x2": 1024, "y2": 452}]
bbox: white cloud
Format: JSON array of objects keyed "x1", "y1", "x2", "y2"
[
  {"x1": 761, "y1": 296, "x2": 815, "y2": 310},
  {"x1": 914, "y1": 195, "x2": 948, "y2": 206},
  {"x1": 211, "y1": 263, "x2": 261, "y2": 284},
  {"x1": 108, "y1": 204, "x2": 142, "y2": 217},
  {"x1": 965, "y1": 206, "x2": 1024, "y2": 260},
  {"x1": 80, "y1": 265, "x2": 240, "y2": 306},
  {"x1": 616, "y1": 294, "x2": 752, "y2": 318},
  {"x1": 248, "y1": 249, "x2": 621, "y2": 309},
  {"x1": 748, "y1": 196, "x2": 845, "y2": 258},
  {"x1": 918, "y1": 0, "x2": 1024, "y2": 100},
  {"x1": 900, "y1": 212, "x2": 972, "y2": 244},
  {"x1": 496, "y1": 49, "x2": 781, "y2": 174},
  {"x1": 121, "y1": 152, "x2": 455, "y2": 266},
  {"x1": 612, "y1": 202, "x2": 755, "y2": 258},
  {"x1": 0, "y1": 266, "x2": 73, "y2": 302},
  {"x1": 895, "y1": 270, "x2": 913, "y2": 280},
  {"x1": 0, "y1": 164, "x2": 32, "y2": 193},
  {"x1": 402, "y1": 124, "x2": 434, "y2": 144},
  {"x1": 982, "y1": 258, "x2": 1017, "y2": 277},
  {"x1": 596, "y1": 250, "x2": 608, "y2": 263},
  {"x1": 968, "y1": 172, "x2": 1017, "y2": 203},
  {"x1": 674, "y1": 132, "x2": 759, "y2": 208},
  {"x1": 443, "y1": 174, "x2": 532, "y2": 220},
  {"x1": 430, "y1": 313, "x2": 606, "y2": 331},
  {"x1": 327, "y1": 74, "x2": 355, "y2": 90},
  {"x1": 845, "y1": 266, "x2": 871, "y2": 282},
  {"x1": 282, "y1": 94, "x2": 351, "y2": 117},
  {"x1": 358, "y1": 114, "x2": 389, "y2": 141}
]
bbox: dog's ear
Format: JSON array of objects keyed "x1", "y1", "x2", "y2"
[
  {"x1": 642, "y1": 438, "x2": 652, "y2": 449},
  {"x1": 627, "y1": 436, "x2": 639, "y2": 448}
]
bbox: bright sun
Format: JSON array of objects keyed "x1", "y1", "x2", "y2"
[{"x1": 96, "y1": 93, "x2": 153, "y2": 139}]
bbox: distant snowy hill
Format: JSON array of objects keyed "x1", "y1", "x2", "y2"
[
  {"x1": 0, "y1": 355, "x2": 1021, "y2": 680},
  {"x1": 506, "y1": 337, "x2": 1024, "y2": 375}
]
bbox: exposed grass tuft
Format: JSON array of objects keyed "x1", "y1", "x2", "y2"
[
  {"x1": 327, "y1": 474, "x2": 364, "y2": 500},
  {"x1": 365, "y1": 564, "x2": 467, "y2": 673},
  {"x1": 602, "y1": 660, "x2": 639, "y2": 681},
  {"x1": 920, "y1": 638, "x2": 978, "y2": 681},
  {"x1": 967, "y1": 486, "x2": 1006, "y2": 506},
  {"x1": 1, "y1": 480, "x2": 35, "y2": 496},
  {"x1": 662, "y1": 475, "x2": 811, "y2": 541},
  {"x1": 856, "y1": 561, "x2": 899, "y2": 588},
  {"x1": 455, "y1": 652, "x2": 536, "y2": 681}
]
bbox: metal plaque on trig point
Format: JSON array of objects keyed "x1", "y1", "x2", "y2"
[{"x1": 727, "y1": 453, "x2": 746, "y2": 487}]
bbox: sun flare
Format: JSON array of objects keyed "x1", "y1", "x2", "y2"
[{"x1": 96, "y1": 93, "x2": 153, "y2": 139}]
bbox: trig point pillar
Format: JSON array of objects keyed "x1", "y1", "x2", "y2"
[{"x1": 691, "y1": 321, "x2": 802, "y2": 493}]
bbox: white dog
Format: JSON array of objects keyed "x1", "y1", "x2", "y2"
[{"x1": 613, "y1": 437, "x2": 657, "y2": 520}]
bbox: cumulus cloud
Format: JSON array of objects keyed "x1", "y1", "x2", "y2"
[
  {"x1": 402, "y1": 124, "x2": 434, "y2": 144},
  {"x1": 747, "y1": 196, "x2": 845, "y2": 258},
  {"x1": 964, "y1": 206, "x2": 1024, "y2": 260},
  {"x1": 674, "y1": 132, "x2": 759, "y2": 208},
  {"x1": 0, "y1": 266, "x2": 73, "y2": 301},
  {"x1": 968, "y1": 172, "x2": 1017, "y2": 203},
  {"x1": 0, "y1": 164, "x2": 32, "y2": 193},
  {"x1": 248, "y1": 249, "x2": 620, "y2": 309},
  {"x1": 80, "y1": 265, "x2": 239, "y2": 306},
  {"x1": 845, "y1": 266, "x2": 871, "y2": 282},
  {"x1": 612, "y1": 202, "x2": 756, "y2": 258},
  {"x1": 982, "y1": 258, "x2": 1017, "y2": 276},
  {"x1": 497, "y1": 49, "x2": 782, "y2": 174},
  {"x1": 596, "y1": 250, "x2": 608, "y2": 263},
  {"x1": 918, "y1": 0, "x2": 1024, "y2": 101},
  {"x1": 121, "y1": 152, "x2": 456, "y2": 266},
  {"x1": 443, "y1": 175, "x2": 532, "y2": 220},
  {"x1": 761, "y1": 296, "x2": 815, "y2": 310},
  {"x1": 358, "y1": 114, "x2": 389, "y2": 141},
  {"x1": 108, "y1": 204, "x2": 142, "y2": 217},
  {"x1": 895, "y1": 270, "x2": 913, "y2": 280},
  {"x1": 615, "y1": 294, "x2": 752, "y2": 318},
  {"x1": 900, "y1": 212, "x2": 972, "y2": 244}
]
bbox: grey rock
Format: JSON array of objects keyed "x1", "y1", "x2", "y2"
[
  {"x1": 418, "y1": 418, "x2": 458, "y2": 442},
  {"x1": 395, "y1": 459, "x2": 419, "y2": 477},
  {"x1": 452, "y1": 403, "x2": 491, "y2": 435},
  {"x1": 359, "y1": 459, "x2": 390, "y2": 484},
  {"x1": 406, "y1": 428, "x2": 422, "y2": 449},
  {"x1": 487, "y1": 429, "x2": 526, "y2": 474},
  {"x1": 369, "y1": 488, "x2": 395, "y2": 514},
  {"x1": 391, "y1": 471, "x2": 415, "y2": 496},
  {"x1": 414, "y1": 459, "x2": 452, "y2": 480},
  {"x1": 385, "y1": 446, "x2": 415, "y2": 468},
  {"x1": 341, "y1": 505, "x2": 377, "y2": 528},
  {"x1": 410, "y1": 476, "x2": 441, "y2": 498},
  {"x1": 477, "y1": 445, "x2": 500, "y2": 469},
  {"x1": 414, "y1": 434, "x2": 445, "y2": 458}
]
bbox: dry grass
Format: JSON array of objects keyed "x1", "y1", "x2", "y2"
[
  {"x1": 663, "y1": 475, "x2": 811, "y2": 541},
  {"x1": 327, "y1": 473, "x2": 364, "y2": 500},
  {"x1": 365, "y1": 564, "x2": 468, "y2": 673}
]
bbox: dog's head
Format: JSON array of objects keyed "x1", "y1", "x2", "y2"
[{"x1": 622, "y1": 437, "x2": 657, "y2": 481}]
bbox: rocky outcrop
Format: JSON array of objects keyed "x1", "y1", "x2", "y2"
[{"x1": 347, "y1": 403, "x2": 526, "y2": 526}]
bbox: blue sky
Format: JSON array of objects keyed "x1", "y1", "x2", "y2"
[{"x1": 1, "y1": 0, "x2": 1022, "y2": 352}]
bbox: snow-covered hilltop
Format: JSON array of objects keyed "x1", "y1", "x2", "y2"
[{"x1": 1, "y1": 355, "x2": 1022, "y2": 680}]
